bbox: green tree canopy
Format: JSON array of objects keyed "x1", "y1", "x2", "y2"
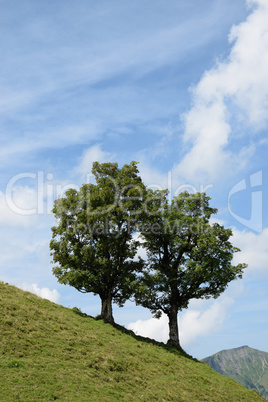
[
  {"x1": 50, "y1": 161, "x2": 146, "y2": 324},
  {"x1": 134, "y1": 190, "x2": 247, "y2": 348}
]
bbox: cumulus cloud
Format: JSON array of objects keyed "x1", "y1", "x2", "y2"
[
  {"x1": 128, "y1": 314, "x2": 169, "y2": 343},
  {"x1": 20, "y1": 283, "x2": 60, "y2": 303},
  {"x1": 175, "y1": 0, "x2": 268, "y2": 183},
  {"x1": 232, "y1": 227, "x2": 268, "y2": 278},
  {"x1": 73, "y1": 145, "x2": 114, "y2": 179},
  {"x1": 138, "y1": 161, "x2": 169, "y2": 190},
  {"x1": 128, "y1": 294, "x2": 235, "y2": 347},
  {"x1": 179, "y1": 296, "x2": 234, "y2": 346}
]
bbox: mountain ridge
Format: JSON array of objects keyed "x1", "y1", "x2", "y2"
[{"x1": 202, "y1": 345, "x2": 268, "y2": 400}]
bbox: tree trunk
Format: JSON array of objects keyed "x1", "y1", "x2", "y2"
[
  {"x1": 100, "y1": 291, "x2": 114, "y2": 325},
  {"x1": 167, "y1": 303, "x2": 180, "y2": 348}
]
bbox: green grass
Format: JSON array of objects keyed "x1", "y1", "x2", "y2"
[{"x1": 0, "y1": 281, "x2": 265, "y2": 401}]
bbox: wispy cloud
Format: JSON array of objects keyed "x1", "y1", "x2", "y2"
[
  {"x1": 1, "y1": 1, "x2": 224, "y2": 97},
  {"x1": 0, "y1": 123, "x2": 100, "y2": 166},
  {"x1": 0, "y1": 0, "x2": 239, "y2": 167}
]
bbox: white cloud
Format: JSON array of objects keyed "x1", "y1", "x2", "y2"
[
  {"x1": 73, "y1": 145, "x2": 114, "y2": 180},
  {"x1": 0, "y1": 2, "x2": 222, "y2": 112},
  {"x1": 20, "y1": 283, "x2": 60, "y2": 303},
  {"x1": 0, "y1": 187, "x2": 38, "y2": 227},
  {"x1": 0, "y1": 1, "x2": 239, "y2": 166},
  {"x1": 132, "y1": 232, "x2": 147, "y2": 261},
  {"x1": 232, "y1": 227, "x2": 268, "y2": 278},
  {"x1": 175, "y1": 0, "x2": 268, "y2": 183},
  {"x1": 175, "y1": 101, "x2": 231, "y2": 183},
  {"x1": 138, "y1": 161, "x2": 168, "y2": 190},
  {"x1": 0, "y1": 123, "x2": 100, "y2": 162},
  {"x1": 128, "y1": 294, "x2": 235, "y2": 347},
  {"x1": 128, "y1": 314, "x2": 169, "y2": 343},
  {"x1": 179, "y1": 296, "x2": 234, "y2": 346}
]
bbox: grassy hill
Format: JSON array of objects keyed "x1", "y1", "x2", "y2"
[
  {"x1": 0, "y1": 281, "x2": 265, "y2": 401},
  {"x1": 202, "y1": 346, "x2": 268, "y2": 400}
]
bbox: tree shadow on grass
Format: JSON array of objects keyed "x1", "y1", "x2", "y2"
[
  {"x1": 71, "y1": 307, "x2": 198, "y2": 362},
  {"x1": 113, "y1": 322, "x2": 197, "y2": 361},
  {"x1": 71, "y1": 306, "x2": 94, "y2": 318}
]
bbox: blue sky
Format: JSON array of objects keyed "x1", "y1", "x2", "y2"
[{"x1": 1, "y1": 0, "x2": 268, "y2": 359}]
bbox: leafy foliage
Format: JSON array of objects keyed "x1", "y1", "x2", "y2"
[
  {"x1": 50, "y1": 161, "x2": 146, "y2": 322},
  {"x1": 134, "y1": 191, "x2": 247, "y2": 346},
  {"x1": 50, "y1": 160, "x2": 247, "y2": 344}
]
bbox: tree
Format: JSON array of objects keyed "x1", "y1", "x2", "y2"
[
  {"x1": 50, "y1": 161, "x2": 146, "y2": 324},
  {"x1": 134, "y1": 190, "x2": 247, "y2": 348}
]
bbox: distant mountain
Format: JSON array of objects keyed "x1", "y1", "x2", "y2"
[{"x1": 202, "y1": 345, "x2": 268, "y2": 400}]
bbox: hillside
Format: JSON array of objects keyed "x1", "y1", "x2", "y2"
[
  {"x1": 202, "y1": 346, "x2": 268, "y2": 400},
  {"x1": 0, "y1": 281, "x2": 265, "y2": 401}
]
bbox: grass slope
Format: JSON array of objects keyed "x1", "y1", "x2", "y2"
[
  {"x1": 0, "y1": 282, "x2": 265, "y2": 401},
  {"x1": 202, "y1": 346, "x2": 268, "y2": 400}
]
